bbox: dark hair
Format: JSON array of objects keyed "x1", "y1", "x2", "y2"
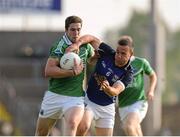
[
  {"x1": 65, "y1": 15, "x2": 82, "y2": 30},
  {"x1": 118, "y1": 35, "x2": 134, "y2": 49}
]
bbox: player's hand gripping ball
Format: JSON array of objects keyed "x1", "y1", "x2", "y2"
[{"x1": 60, "y1": 52, "x2": 81, "y2": 70}]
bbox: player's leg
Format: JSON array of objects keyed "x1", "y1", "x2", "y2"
[
  {"x1": 95, "y1": 118, "x2": 114, "y2": 136},
  {"x1": 122, "y1": 112, "x2": 141, "y2": 136},
  {"x1": 35, "y1": 117, "x2": 57, "y2": 136},
  {"x1": 119, "y1": 100, "x2": 148, "y2": 136},
  {"x1": 35, "y1": 91, "x2": 63, "y2": 136},
  {"x1": 84, "y1": 97, "x2": 115, "y2": 136},
  {"x1": 96, "y1": 127, "x2": 113, "y2": 136},
  {"x1": 76, "y1": 109, "x2": 94, "y2": 136},
  {"x1": 137, "y1": 122, "x2": 143, "y2": 136},
  {"x1": 64, "y1": 106, "x2": 84, "y2": 136},
  {"x1": 94, "y1": 105, "x2": 115, "y2": 136}
]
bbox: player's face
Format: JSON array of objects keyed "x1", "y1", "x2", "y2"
[
  {"x1": 66, "y1": 23, "x2": 82, "y2": 43},
  {"x1": 115, "y1": 45, "x2": 132, "y2": 67}
]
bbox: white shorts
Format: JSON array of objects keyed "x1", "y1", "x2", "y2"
[
  {"x1": 39, "y1": 91, "x2": 84, "y2": 119},
  {"x1": 119, "y1": 100, "x2": 148, "y2": 123},
  {"x1": 85, "y1": 96, "x2": 115, "y2": 128}
]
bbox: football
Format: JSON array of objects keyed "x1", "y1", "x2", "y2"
[{"x1": 60, "y1": 52, "x2": 81, "y2": 70}]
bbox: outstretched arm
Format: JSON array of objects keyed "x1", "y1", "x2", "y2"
[
  {"x1": 146, "y1": 71, "x2": 157, "y2": 101},
  {"x1": 66, "y1": 34, "x2": 101, "y2": 52}
]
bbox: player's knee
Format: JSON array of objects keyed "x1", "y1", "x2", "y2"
[
  {"x1": 137, "y1": 124, "x2": 142, "y2": 131},
  {"x1": 67, "y1": 120, "x2": 78, "y2": 130},
  {"x1": 123, "y1": 123, "x2": 136, "y2": 133},
  {"x1": 77, "y1": 124, "x2": 90, "y2": 136}
]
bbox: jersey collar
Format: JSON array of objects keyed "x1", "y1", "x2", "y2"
[{"x1": 62, "y1": 33, "x2": 72, "y2": 45}]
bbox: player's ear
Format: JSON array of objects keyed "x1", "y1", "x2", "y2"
[{"x1": 130, "y1": 48, "x2": 134, "y2": 56}]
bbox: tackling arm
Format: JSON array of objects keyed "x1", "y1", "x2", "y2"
[{"x1": 66, "y1": 35, "x2": 102, "y2": 52}]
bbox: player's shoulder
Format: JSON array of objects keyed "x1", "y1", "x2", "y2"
[{"x1": 132, "y1": 56, "x2": 149, "y2": 64}]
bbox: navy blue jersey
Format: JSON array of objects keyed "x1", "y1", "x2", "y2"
[{"x1": 86, "y1": 43, "x2": 133, "y2": 106}]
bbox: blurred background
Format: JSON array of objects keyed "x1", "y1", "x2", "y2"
[{"x1": 0, "y1": 0, "x2": 180, "y2": 135}]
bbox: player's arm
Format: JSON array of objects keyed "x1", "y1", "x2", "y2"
[
  {"x1": 66, "y1": 34, "x2": 102, "y2": 52},
  {"x1": 101, "y1": 80, "x2": 125, "y2": 97},
  {"x1": 146, "y1": 71, "x2": 157, "y2": 101},
  {"x1": 107, "y1": 66, "x2": 134, "y2": 97},
  {"x1": 44, "y1": 57, "x2": 83, "y2": 78},
  {"x1": 78, "y1": 34, "x2": 101, "y2": 50}
]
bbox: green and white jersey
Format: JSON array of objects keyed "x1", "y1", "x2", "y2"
[
  {"x1": 48, "y1": 33, "x2": 94, "y2": 97},
  {"x1": 118, "y1": 56, "x2": 154, "y2": 107}
]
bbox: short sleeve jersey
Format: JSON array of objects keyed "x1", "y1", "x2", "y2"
[
  {"x1": 48, "y1": 34, "x2": 94, "y2": 97},
  {"x1": 118, "y1": 56, "x2": 154, "y2": 107},
  {"x1": 86, "y1": 43, "x2": 134, "y2": 106}
]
